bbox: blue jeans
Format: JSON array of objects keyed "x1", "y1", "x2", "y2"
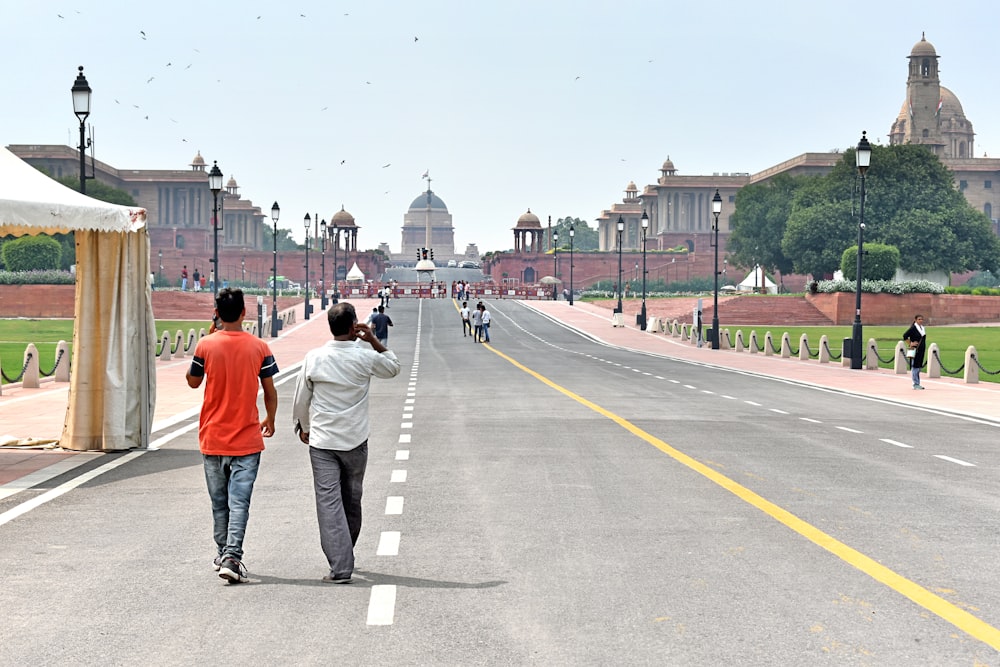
[
  {"x1": 911, "y1": 363, "x2": 921, "y2": 385},
  {"x1": 203, "y1": 452, "x2": 260, "y2": 561},
  {"x1": 309, "y1": 443, "x2": 367, "y2": 578},
  {"x1": 482, "y1": 322, "x2": 490, "y2": 342}
]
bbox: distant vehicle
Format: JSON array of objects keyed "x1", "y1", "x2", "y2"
[
  {"x1": 447, "y1": 259, "x2": 457, "y2": 267},
  {"x1": 458, "y1": 260, "x2": 480, "y2": 269},
  {"x1": 267, "y1": 276, "x2": 301, "y2": 290}
]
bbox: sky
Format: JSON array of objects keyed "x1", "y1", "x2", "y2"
[{"x1": 4, "y1": 0, "x2": 997, "y2": 253}]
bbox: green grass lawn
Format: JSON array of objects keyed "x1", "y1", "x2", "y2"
[{"x1": 0, "y1": 319, "x2": 209, "y2": 383}]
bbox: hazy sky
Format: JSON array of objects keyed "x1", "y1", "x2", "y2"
[{"x1": 4, "y1": 1, "x2": 995, "y2": 252}]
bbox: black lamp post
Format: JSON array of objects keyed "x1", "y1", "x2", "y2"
[
  {"x1": 208, "y1": 161, "x2": 223, "y2": 298},
  {"x1": 319, "y1": 219, "x2": 328, "y2": 310},
  {"x1": 553, "y1": 229, "x2": 559, "y2": 300},
  {"x1": 270, "y1": 201, "x2": 281, "y2": 338},
  {"x1": 71, "y1": 66, "x2": 92, "y2": 195},
  {"x1": 330, "y1": 223, "x2": 339, "y2": 304},
  {"x1": 241, "y1": 256, "x2": 246, "y2": 284},
  {"x1": 569, "y1": 224, "x2": 575, "y2": 306},
  {"x1": 852, "y1": 131, "x2": 872, "y2": 370},
  {"x1": 303, "y1": 213, "x2": 311, "y2": 320},
  {"x1": 640, "y1": 210, "x2": 648, "y2": 330},
  {"x1": 711, "y1": 189, "x2": 722, "y2": 349},
  {"x1": 615, "y1": 215, "x2": 624, "y2": 313}
]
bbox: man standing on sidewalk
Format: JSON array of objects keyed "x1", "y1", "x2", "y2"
[
  {"x1": 292, "y1": 302, "x2": 400, "y2": 583},
  {"x1": 186, "y1": 288, "x2": 279, "y2": 584}
]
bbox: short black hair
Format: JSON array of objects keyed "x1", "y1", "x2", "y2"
[
  {"x1": 328, "y1": 302, "x2": 357, "y2": 336},
  {"x1": 215, "y1": 288, "x2": 245, "y2": 322}
]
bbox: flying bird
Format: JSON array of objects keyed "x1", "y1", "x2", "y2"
[
  {"x1": 147, "y1": 76, "x2": 154, "y2": 83},
  {"x1": 574, "y1": 76, "x2": 581, "y2": 81},
  {"x1": 340, "y1": 160, "x2": 346, "y2": 165},
  {"x1": 57, "y1": 14, "x2": 64, "y2": 18},
  {"x1": 414, "y1": 36, "x2": 419, "y2": 42},
  {"x1": 382, "y1": 163, "x2": 391, "y2": 168},
  {"x1": 140, "y1": 30, "x2": 146, "y2": 39}
]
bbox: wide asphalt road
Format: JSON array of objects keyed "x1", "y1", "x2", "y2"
[{"x1": 2, "y1": 298, "x2": 1000, "y2": 665}]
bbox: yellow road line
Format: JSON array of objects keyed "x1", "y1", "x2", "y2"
[{"x1": 488, "y1": 344, "x2": 1000, "y2": 651}]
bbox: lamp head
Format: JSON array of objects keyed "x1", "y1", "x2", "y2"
[
  {"x1": 641, "y1": 209, "x2": 649, "y2": 230},
  {"x1": 711, "y1": 189, "x2": 722, "y2": 215},
  {"x1": 616, "y1": 215, "x2": 624, "y2": 232},
  {"x1": 856, "y1": 131, "x2": 872, "y2": 174},
  {"x1": 271, "y1": 201, "x2": 280, "y2": 223},
  {"x1": 569, "y1": 225, "x2": 575, "y2": 238},
  {"x1": 208, "y1": 161, "x2": 224, "y2": 194},
  {"x1": 71, "y1": 66, "x2": 91, "y2": 122},
  {"x1": 304, "y1": 212, "x2": 311, "y2": 230}
]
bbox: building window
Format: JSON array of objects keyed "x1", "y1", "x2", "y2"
[
  {"x1": 986, "y1": 180, "x2": 992, "y2": 189},
  {"x1": 960, "y1": 180, "x2": 968, "y2": 190},
  {"x1": 728, "y1": 195, "x2": 735, "y2": 203},
  {"x1": 986, "y1": 203, "x2": 993, "y2": 219}
]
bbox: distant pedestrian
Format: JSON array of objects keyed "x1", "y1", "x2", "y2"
[
  {"x1": 186, "y1": 288, "x2": 279, "y2": 584},
  {"x1": 460, "y1": 301, "x2": 472, "y2": 337},
  {"x1": 903, "y1": 314, "x2": 928, "y2": 389},
  {"x1": 480, "y1": 303, "x2": 492, "y2": 343},
  {"x1": 471, "y1": 303, "x2": 483, "y2": 342},
  {"x1": 370, "y1": 305, "x2": 393, "y2": 347},
  {"x1": 193, "y1": 268, "x2": 201, "y2": 292},
  {"x1": 364, "y1": 307, "x2": 377, "y2": 325},
  {"x1": 181, "y1": 265, "x2": 189, "y2": 291},
  {"x1": 696, "y1": 311, "x2": 704, "y2": 348}
]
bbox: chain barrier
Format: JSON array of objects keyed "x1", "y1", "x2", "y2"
[
  {"x1": 822, "y1": 339, "x2": 842, "y2": 361},
  {"x1": 972, "y1": 353, "x2": 1000, "y2": 376},
  {"x1": 871, "y1": 346, "x2": 896, "y2": 365},
  {"x1": 932, "y1": 348, "x2": 964, "y2": 376},
  {"x1": 767, "y1": 336, "x2": 782, "y2": 354},
  {"x1": 1, "y1": 352, "x2": 32, "y2": 384},
  {"x1": 800, "y1": 340, "x2": 819, "y2": 359},
  {"x1": 39, "y1": 348, "x2": 65, "y2": 378}
]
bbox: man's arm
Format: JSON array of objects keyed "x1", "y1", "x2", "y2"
[{"x1": 260, "y1": 375, "x2": 277, "y2": 437}]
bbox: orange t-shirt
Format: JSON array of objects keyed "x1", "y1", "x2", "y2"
[{"x1": 189, "y1": 331, "x2": 278, "y2": 456}]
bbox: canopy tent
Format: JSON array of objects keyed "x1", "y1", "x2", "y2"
[
  {"x1": 737, "y1": 265, "x2": 777, "y2": 294},
  {"x1": 345, "y1": 262, "x2": 365, "y2": 282},
  {"x1": 0, "y1": 147, "x2": 153, "y2": 451},
  {"x1": 539, "y1": 275, "x2": 561, "y2": 284}
]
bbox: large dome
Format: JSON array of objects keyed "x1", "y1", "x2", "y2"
[
  {"x1": 910, "y1": 34, "x2": 937, "y2": 58},
  {"x1": 895, "y1": 85, "x2": 966, "y2": 122},
  {"x1": 408, "y1": 191, "x2": 448, "y2": 211}
]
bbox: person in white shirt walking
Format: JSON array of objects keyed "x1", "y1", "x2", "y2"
[
  {"x1": 460, "y1": 301, "x2": 472, "y2": 337},
  {"x1": 291, "y1": 303, "x2": 401, "y2": 583},
  {"x1": 481, "y1": 304, "x2": 492, "y2": 343}
]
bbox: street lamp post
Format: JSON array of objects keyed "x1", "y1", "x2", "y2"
[
  {"x1": 640, "y1": 210, "x2": 649, "y2": 330},
  {"x1": 241, "y1": 256, "x2": 246, "y2": 284},
  {"x1": 569, "y1": 225, "x2": 575, "y2": 306},
  {"x1": 158, "y1": 249, "x2": 163, "y2": 286},
  {"x1": 208, "y1": 161, "x2": 223, "y2": 298},
  {"x1": 330, "y1": 223, "x2": 339, "y2": 304},
  {"x1": 553, "y1": 230, "x2": 559, "y2": 300},
  {"x1": 70, "y1": 66, "x2": 92, "y2": 194},
  {"x1": 270, "y1": 202, "x2": 281, "y2": 338},
  {"x1": 615, "y1": 215, "x2": 624, "y2": 313},
  {"x1": 711, "y1": 189, "x2": 723, "y2": 349},
  {"x1": 303, "y1": 213, "x2": 312, "y2": 320},
  {"x1": 319, "y1": 220, "x2": 328, "y2": 310},
  {"x1": 852, "y1": 131, "x2": 872, "y2": 370}
]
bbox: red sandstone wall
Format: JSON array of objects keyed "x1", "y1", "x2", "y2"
[{"x1": 807, "y1": 292, "x2": 1000, "y2": 325}]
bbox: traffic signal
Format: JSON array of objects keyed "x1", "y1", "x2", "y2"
[
  {"x1": 416, "y1": 249, "x2": 421, "y2": 261},
  {"x1": 430, "y1": 249, "x2": 434, "y2": 260},
  {"x1": 422, "y1": 248, "x2": 428, "y2": 260}
]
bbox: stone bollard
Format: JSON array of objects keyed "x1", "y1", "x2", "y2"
[
  {"x1": 799, "y1": 333, "x2": 810, "y2": 361},
  {"x1": 749, "y1": 330, "x2": 759, "y2": 354},
  {"x1": 22, "y1": 343, "x2": 40, "y2": 389},
  {"x1": 55, "y1": 340, "x2": 70, "y2": 382},
  {"x1": 893, "y1": 340, "x2": 908, "y2": 375},
  {"x1": 964, "y1": 346, "x2": 979, "y2": 384},
  {"x1": 780, "y1": 333, "x2": 792, "y2": 358},
  {"x1": 764, "y1": 332, "x2": 775, "y2": 357},
  {"x1": 926, "y1": 342, "x2": 941, "y2": 378},
  {"x1": 819, "y1": 335, "x2": 831, "y2": 364}
]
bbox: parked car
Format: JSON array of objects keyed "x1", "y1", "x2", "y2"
[
  {"x1": 458, "y1": 260, "x2": 480, "y2": 269},
  {"x1": 447, "y1": 259, "x2": 457, "y2": 267}
]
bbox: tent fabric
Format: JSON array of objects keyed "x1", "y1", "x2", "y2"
[
  {"x1": 737, "y1": 266, "x2": 777, "y2": 294},
  {"x1": 0, "y1": 147, "x2": 152, "y2": 451},
  {"x1": 345, "y1": 262, "x2": 365, "y2": 281}
]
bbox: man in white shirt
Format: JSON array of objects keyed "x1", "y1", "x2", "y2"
[
  {"x1": 481, "y1": 304, "x2": 492, "y2": 342},
  {"x1": 291, "y1": 303, "x2": 400, "y2": 583},
  {"x1": 460, "y1": 301, "x2": 472, "y2": 337}
]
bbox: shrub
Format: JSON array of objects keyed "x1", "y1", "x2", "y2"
[
  {"x1": 1, "y1": 236, "x2": 62, "y2": 272},
  {"x1": 808, "y1": 278, "x2": 945, "y2": 294},
  {"x1": 841, "y1": 243, "x2": 899, "y2": 282}
]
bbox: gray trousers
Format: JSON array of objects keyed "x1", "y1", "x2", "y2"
[{"x1": 309, "y1": 442, "x2": 368, "y2": 578}]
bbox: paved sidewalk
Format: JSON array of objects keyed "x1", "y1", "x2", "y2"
[{"x1": 3, "y1": 297, "x2": 998, "y2": 487}]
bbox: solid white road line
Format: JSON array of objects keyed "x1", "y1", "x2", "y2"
[{"x1": 0, "y1": 454, "x2": 101, "y2": 501}]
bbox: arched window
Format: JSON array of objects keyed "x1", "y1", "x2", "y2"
[
  {"x1": 959, "y1": 142, "x2": 967, "y2": 157},
  {"x1": 175, "y1": 235, "x2": 185, "y2": 249},
  {"x1": 921, "y1": 58, "x2": 930, "y2": 77},
  {"x1": 985, "y1": 203, "x2": 993, "y2": 220}
]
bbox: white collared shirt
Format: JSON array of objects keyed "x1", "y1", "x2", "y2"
[{"x1": 292, "y1": 339, "x2": 400, "y2": 451}]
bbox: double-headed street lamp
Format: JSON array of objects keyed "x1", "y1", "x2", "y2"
[
  {"x1": 71, "y1": 66, "x2": 92, "y2": 194},
  {"x1": 852, "y1": 131, "x2": 872, "y2": 370},
  {"x1": 208, "y1": 161, "x2": 224, "y2": 298},
  {"x1": 569, "y1": 224, "x2": 575, "y2": 306},
  {"x1": 553, "y1": 229, "x2": 559, "y2": 300},
  {"x1": 303, "y1": 213, "x2": 312, "y2": 320},
  {"x1": 640, "y1": 210, "x2": 649, "y2": 330},
  {"x1": 319, "y1": 219, "x2": 328, "y2": 310},
  {"x1": 615, "y1": 215, "x2": 625, "y2": 313},
  {"x1": 270, "y1": 202, "x2": 281, "y2": 338},
  {"x1": 710, "y1": 189, "x2": 723, "y2": 349}
]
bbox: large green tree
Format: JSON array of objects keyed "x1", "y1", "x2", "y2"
[
  {"x1": 726, "y1": 173, "x2": 805, "y2": 276},
  {"x1": 781, "y1": 144, "x2": 1000, "y2": 277},
  {"x1": 546, "y1": 217, "x2": 598, "y2": 252}
]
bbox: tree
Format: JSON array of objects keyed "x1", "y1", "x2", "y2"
[
  {"x1": 262, "y1": 225, "x2": 300, "y2": 252},
  {"x1": 781, "y1": 144, "x2": 1000, "y2": 277},
  {"x1": 727, "y1": 173, "x2": 804, "y2": 276},
  {"x1": 551, "y1": 217, "x2": 598, "y2": 251},
  {"x1": 55, "y1": 176, "x2": 138, "y2": 207}
]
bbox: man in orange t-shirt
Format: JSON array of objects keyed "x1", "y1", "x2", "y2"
[{"x1": 186, "y1": 288, "x2": 278, "y2": 584}]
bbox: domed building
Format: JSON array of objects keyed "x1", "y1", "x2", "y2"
[
  {"x1": 512, "y1": 208, "x2": 543, "y2": 253},
  {"x1": 889, "y1": 33, "x2": 975, "y2": 158},
  {"x1": 400, "y1": 184, "x2": 455, "y2": 260}
]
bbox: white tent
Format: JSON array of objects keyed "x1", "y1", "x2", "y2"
[
  {"x1": 737, "y1": 265, "x2": 777, "y2": 294},
  {"x1": 345, "y1": 262, "x2": 365, "y2": 282},
  {"x1": 0, "y1": 147, "x2": 153, "y2": 451}
]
